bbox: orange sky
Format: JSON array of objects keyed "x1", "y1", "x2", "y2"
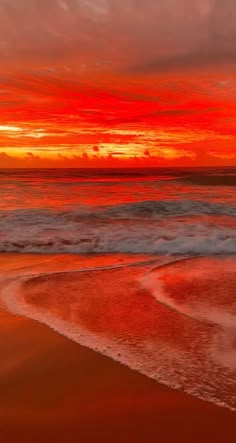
[{"x1": 0, "y1": 0, "x2": 236, "y2": 167}]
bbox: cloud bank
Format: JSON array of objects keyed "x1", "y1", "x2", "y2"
[{"x1": 0, "y1": 0, "x2": 236, "y2": 72}]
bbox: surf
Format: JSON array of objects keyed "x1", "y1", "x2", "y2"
[{"x1": 0, "y1": 254, "x2": 235, "y2": 411}]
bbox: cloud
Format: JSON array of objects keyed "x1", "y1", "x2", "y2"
[
  {"x1": 0, "y1": 1, "x2": 235, "y2": 167},
  {"x1": 80, "y1": 0, "x2": 110, "y2": 20},
  {"x1": 0, "y1": 0, "x2": 236, "y2": 72},
  {"x1": 128, "y1": 50, "x2": 236, "y2": 74}
]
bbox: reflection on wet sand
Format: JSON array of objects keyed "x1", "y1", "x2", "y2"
[
  {"x1": 1, "y1": 299, "x2": 236, "y2": 443},
  {"x1": 1, "y1": 254, "x2": 236, "y2": 412}
]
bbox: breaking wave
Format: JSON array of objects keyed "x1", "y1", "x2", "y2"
[
  {"x1": 1, "y1": 199, "x2": 236, "y2": 221},
  {"x1": 1, "y1": 228, "x2": 235, "y2": 255},
  {"x1": 86, "y1": 200, "x2": 236, "y2": 218},
  {"x1": 0, "y1": 199, "x2": 235, "y2": 254}
]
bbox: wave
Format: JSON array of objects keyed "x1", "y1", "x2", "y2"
[
  {"x1": 1, "y1": 199, "x2": 236, "y2": 221},
  {"x1": 0, "y1": 255, "x2": 235, "y2": 411},
  {"x1": 176, "y1": 175, "x2": 236, "y2": 186},
  {"x1": 0, "y1": 220, "x2": 235, "y2": 255},
  {"x1": 0, "y1": 199, "x2": 235, "y2": 254},
  {"x1": 99, "y1": 200, "x2": 236, "y2": 218},
  {"x1": 1, "y1": 229, "x2": 236, "y2": 255}
]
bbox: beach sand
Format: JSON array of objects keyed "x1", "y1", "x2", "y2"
[{"x1": 0, "y1": 254, "x2": 236, "y2": 442}]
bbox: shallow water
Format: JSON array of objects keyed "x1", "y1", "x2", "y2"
[
  {"x1": 0, "y1": 254, "x2": 235, "y2": 411},
  {"x1": 0, "y1": 167, "x2": 235, "y2": 410}
]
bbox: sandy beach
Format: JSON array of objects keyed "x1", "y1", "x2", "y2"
[
  {"x1": 0, "y1": 254, "x2": 235, "y2": 442},
  {"x1": 0, "y1": 0, "x2": 236, "y2": 438},
  {"x1": 1, "y1": 305, "x2": 236, "y2": 443}
]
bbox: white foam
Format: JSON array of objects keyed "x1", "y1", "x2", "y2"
[
  {"x1": 0, "y1": 199, "x2": 235, "y2": 254},
  {"x1": 140, "y1": 258, "x2": 236, "y2": 370},
  {"x1": 0, "y1": 217, "x2": 235, "y2": 254},
  {"x1": 0, "y1": 257, "x2": 235, "y2": 411}
]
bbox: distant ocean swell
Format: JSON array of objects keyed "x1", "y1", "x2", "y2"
[{"x1": 0, "y1": 200, "x2": 235, "y2": 254}]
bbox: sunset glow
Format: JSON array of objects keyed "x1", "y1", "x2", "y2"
[
  {"x1": 0, "y1": 4, "x2": 236, "y2": 435},
  {"x1": 0, "y1": 1, "x2": 236, "y2": 167}
]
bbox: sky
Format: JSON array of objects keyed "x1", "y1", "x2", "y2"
[{"x1": 0, "y1": 0, "x2": 236, "y2": 167}]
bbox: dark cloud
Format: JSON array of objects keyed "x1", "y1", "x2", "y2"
[
  {"x1": 128, "y1": 50, "x2": 236, "y2": 74},
  {"x1": 0, "y1": 1, "x2": 236, "y2": 73}
]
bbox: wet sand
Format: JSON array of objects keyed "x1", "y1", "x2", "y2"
[
  {"x1": 0, "y1": 254, "x2": 236, "y2": 442},
  {"x1": 0, "y1": 306, "x2": 236, "y2": 443}
]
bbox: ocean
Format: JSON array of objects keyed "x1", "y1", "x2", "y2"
[
  {"x1": 0, "y1": 167, "x2": 235, "y2": 411},
  {"x1": 0, "y1": 167, "x2": 236, "y2": 254}
]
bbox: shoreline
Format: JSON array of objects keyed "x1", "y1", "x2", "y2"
[
  {"x1": 1, "y1": 303, "x2": 236, "y2": 443},
  {"x1": 0, "y1": 253, "x2": 235, "y2": 442}
]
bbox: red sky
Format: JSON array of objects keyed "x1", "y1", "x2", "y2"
[{"x1": 0, "y1": 0, "x2": 236, "y2": 167}]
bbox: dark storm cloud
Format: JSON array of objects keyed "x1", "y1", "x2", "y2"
[
  {"x1": 128, "y1": 51, "x2": 236, "y2": 74},
  {"x1": 0, "y1": 0, "x2": 236, "y2": 72}
]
